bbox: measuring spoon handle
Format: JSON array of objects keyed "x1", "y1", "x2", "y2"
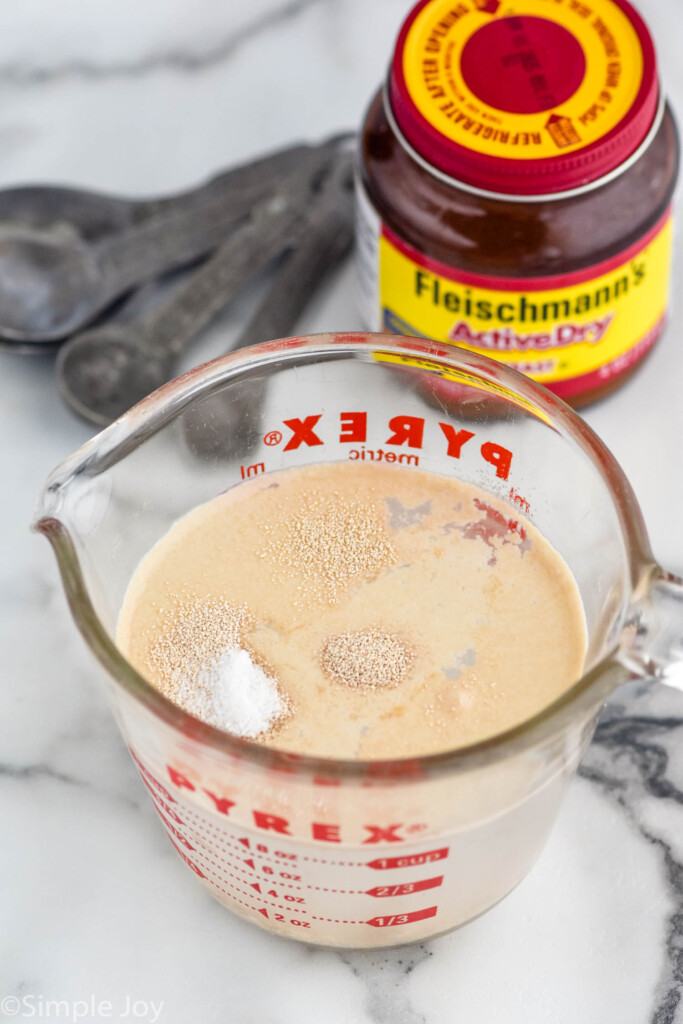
[
  {"x1": 138, "y1": 152, "x2": 340, "y2": 364},
  {"x1": 96, "y1": 139, "x2": 346, "y2": 301},
  {"x1": 180, "y1": 154, "x2": 355, "y2": 458},
  {"x1": 95, "y1": 193, "x2": 252, "y2": 299},
  {"x1": 130, "y1": 142, "x2": 315, "y2": 222},
  {"x1": 232, "y1": 161, "x2": 354, "y2": 349}
]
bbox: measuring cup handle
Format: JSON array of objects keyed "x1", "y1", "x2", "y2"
[{"x1": 620, "y1": 568, "x2": 683, "y2": 690}]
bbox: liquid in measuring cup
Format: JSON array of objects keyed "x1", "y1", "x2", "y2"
[
  {"x1": 114, "y1": 462, "x2": 588, "y2": 945},
  {"x1": 118, "y1": 462, "x2": 586, "y2": 759}
]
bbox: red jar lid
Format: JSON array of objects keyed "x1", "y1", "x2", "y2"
[{"x1": 388, "y1": 0, "x2": 659, "y2": 196}]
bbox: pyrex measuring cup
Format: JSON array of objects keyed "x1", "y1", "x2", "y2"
[{"x1": 33, "y1": 333, "x2": 683, "y2": 949}]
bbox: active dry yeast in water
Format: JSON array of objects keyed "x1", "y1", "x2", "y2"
[
  {"x1": 118, "y1": 462, "x2": 587, "y2": 759},
  {"x1": 113, "y1": 461, "x2": 589, "y2": 946}
]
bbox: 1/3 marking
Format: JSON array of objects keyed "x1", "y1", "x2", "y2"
[{"x1": 366, "y1": 906, "x2": 438, "y2": 928}]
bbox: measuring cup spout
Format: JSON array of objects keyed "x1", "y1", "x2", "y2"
[{"x1": 618, "y1": 567, "x2": 683, "y2": 688}]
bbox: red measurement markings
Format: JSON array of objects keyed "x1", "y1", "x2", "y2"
[
  {"x1": 157, "y1": 811, "x2": 195, "y2": 851},
  {"x1": 173, "y1": 819, "x2": 367, "y2": 890},
  {"x1": 366, "y1": 848, "x2": 449, "y2": 870},
  {"x1": 365, "y1": 876, "x2": 443, "y2": 898},
  {"x1": 237, "y1": 837, "x2": 297, "y2": 859},
  {"x1": 243, "y1": 858, "x2": 301, "y2": 881},
  {"x1": 148, "y1": 789, "x2": 185, "y2": 825},
  {"x1": 366, "y1": 906, "x2": 438, "y2": 928},
  {"x1": 256, "y1": 908, "x2": 310, "y2": 928},
  {"x1": 248, "y1": 882, "x2": 305, "y2": 903},
  {"x1": 168, "y1": 837, "x2": 206, "y2": 879},
  {"x1": 213, "y1": 896, "x2": 311, "y2": 929}
]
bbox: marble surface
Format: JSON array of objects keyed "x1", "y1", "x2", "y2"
[{"x1": 2, "y1": 0, "x2": 683, "y2": 1021}]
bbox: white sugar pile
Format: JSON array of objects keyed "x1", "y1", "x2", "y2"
[{"x1": 177, "y1": 647, "x2": 287, "y2": 738}]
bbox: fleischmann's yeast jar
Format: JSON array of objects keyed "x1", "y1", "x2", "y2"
[{"x1": 357, "y1": 0, "x2": 679, "y2": 406}]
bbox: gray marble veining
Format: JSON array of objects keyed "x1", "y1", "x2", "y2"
[
  {"x1": 0, "y1": 0, "x2": 326, "y2": 86},
  {"x1": 580, "y1": 685, "x2": 683, "y2": 1024},
  {"x1": 2, "y1": 0, "x2": 683, "y2": 1021},
  {"x1": 338, "y1": 945, "x2": 434, "y2": 1024}
]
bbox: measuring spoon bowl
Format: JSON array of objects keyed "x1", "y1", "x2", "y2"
[
  {"x1": 0, "y1": 196, "x2": 250, "y2": 344},
  {"x1": 0, "y1": 185, "x2": 135, "y2": 243},
  {"x1": 0, "y1": 225, "x2": 105, "y2": 340},
  {"x1": 56, "y1": 324, "x2": 169, "y2": 428}
]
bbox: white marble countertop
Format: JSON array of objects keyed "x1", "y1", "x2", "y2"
[{"x1": 2, "y1": 1, "x2": 683, "y2": 1021}]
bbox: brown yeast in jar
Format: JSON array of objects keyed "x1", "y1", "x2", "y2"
[{"x1": 357, "y1": 0, "x2": 679, "y2": 406}]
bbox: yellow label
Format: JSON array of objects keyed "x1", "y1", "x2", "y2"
[
  {"x1": 376, "y1": 214, "x2": 672, "y2": 394},
  {"x1": 403, "y1": 0, "x2": 645, "y2": 161},
  {"x1": 372, "y1": 351, "x2": 554, "y2": 424}
]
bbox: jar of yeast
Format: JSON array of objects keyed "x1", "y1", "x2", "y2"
[{"x1": 357, "y1": 0, "x2": 679, "y2": 406}]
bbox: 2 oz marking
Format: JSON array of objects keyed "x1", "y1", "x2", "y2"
[{"x1": 258, "y1": 908, "x2": 310, "y2": 927}]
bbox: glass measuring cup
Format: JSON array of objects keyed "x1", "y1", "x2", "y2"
[{"x1": 33, "y1": 332, "x2": 683, "y2": 949}]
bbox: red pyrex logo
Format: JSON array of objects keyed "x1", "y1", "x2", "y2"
[
  {"x1": 167, "y1": 763, "x2": 409, "y2": 843},
  {"x1": 270, "y1": 411, "x2": 513, "y2": 481},
  {"x1": 134, "y1": 758, "x2": 428, "y2": 845}
]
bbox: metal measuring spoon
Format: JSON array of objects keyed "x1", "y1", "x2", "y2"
[
  {"x1": 182, "y1": 153, "x2": 355, "y2": 459},
  {"x1": 56, "y1": 145, "x2": 344, "y2": 426},
  {"x1": 0, "y1": 141, "x2": 317, "y2": 246},
  {"x1": 0, "y1": 140, "x2": 342, "y2": 344},
  {"x1": 0, "y1": 142, "x2": 323, "y2": 355},
  {"x1": 0, "y1": 260, "x2": 196, "y2": 357}
]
